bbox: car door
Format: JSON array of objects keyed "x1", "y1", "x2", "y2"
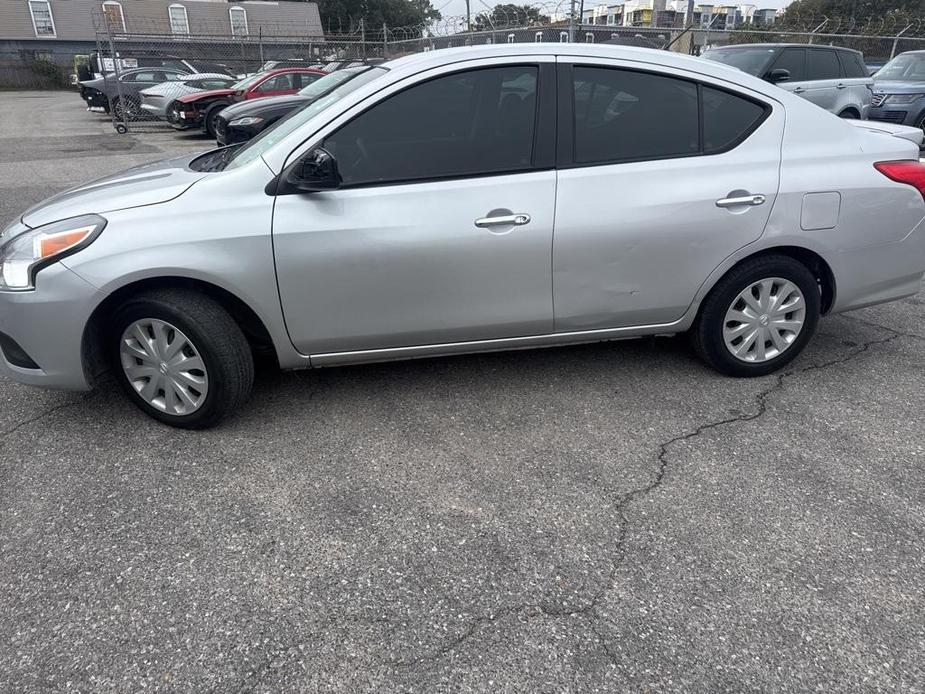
[
  {"x1": 552, "y1": 60, "x2": 783, "y2": 331},
  {"x1": 272, "y1": 61, "x2": 557, "y2": 356},
  {"x1": 802, "y1": 48, "x2": 842, "y2": 112}
]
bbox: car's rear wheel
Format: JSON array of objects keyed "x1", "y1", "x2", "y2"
[
  {"x1": 692, "y1": 255, "x2": 821, "y2": 377},
  {"x1": 110, "y1": 290, "x2": 254, "y2": 428}
]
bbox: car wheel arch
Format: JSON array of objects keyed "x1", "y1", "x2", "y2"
[
  {"x1": 81, "y1": 276, "x2": 276, "y2": 386},
  {"x1": 690, "y1": 245, "x2": 836, "y2": 326}
]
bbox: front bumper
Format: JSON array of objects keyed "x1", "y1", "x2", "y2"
[
  {"x1": 0, "y1": 263, "x2": 99, "y2": 391},
  {"x1": 869, "y1": 106, "x2": 918, "y2": 126},
  {"x1": 215, "y1": 117, "x2": 260, "y2": 146},
  {"x1": 81, "y1": 87, "x2": 109, "y2": 110},
  {"x1": 167, "y1": 104, "x2": 202, "y2": 130}
]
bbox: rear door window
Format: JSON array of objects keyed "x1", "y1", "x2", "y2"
[
  {"x1": 807, "y1": 49, "x2": 841, "y2": 80},
  {"x1": 572, "y1": 66, "x2": 698, "y2": 164},
  {"x1": 769, "y1": 48, "x2": 806, "y2": 82}
]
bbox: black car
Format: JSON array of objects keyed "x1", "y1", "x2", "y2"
[{"x1": 214, "y1": 66, "x2": 378, "y2": 146}]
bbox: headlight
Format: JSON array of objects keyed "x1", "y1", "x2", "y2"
[
  {"x1": 0, "y1": 214, "x2": 106, "y2": 291},
  {"x1": 885, "y1": 93, "x2": 925, "y2": 105},
  {"x1": 229, "y1": 116, "x2": 265, "y2": 127}
]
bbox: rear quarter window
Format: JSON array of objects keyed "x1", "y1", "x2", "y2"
[{"x1": 702, "y1": 86, "x2": 769, "y2": 153}]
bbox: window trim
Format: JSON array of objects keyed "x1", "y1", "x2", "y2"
[
  {"x1": 27, "y1": 0, "x2": 56, "y2": 37},
  {"x1": 101, "y1": 0, "x2": 125, "y2": 32},
  {"x1": 168, "y1": 3, "x2": 189, "y2": 35},
  {"x1": 556, "y1": 63, "x2": 772, "y2": 170},
  {"x1": 229, "y1": 5, "x2": 248, "y2": 37},
  {"x1": 282, "y1": 63, "x2": 555, "y2": 193}
]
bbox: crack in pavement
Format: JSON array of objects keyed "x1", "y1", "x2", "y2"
[
  {"x1": 387, "y1": 324, "x2": 906, "y2": 670},
  {"x1": 0, "y1": 391, "x2": 98, "y2": 443}
]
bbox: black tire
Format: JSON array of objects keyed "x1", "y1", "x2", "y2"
[
  {"x1": 691, "y1": 255, "x2": 821, "y2": 377},
  {"x1": 838, "y1": 108, "x2": 859, "y2": 119},
  {"x1": 204, "y1": 104, "x2": 225, "y2": 138},
  {"x1": 110, "y1": 289, "x2": 254, "y2": 429},
  {"x1": 113, "y1": 96, "x2": 139, "y2": 120}
]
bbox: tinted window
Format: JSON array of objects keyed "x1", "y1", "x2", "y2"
[
  {"x1": 770, "y1": 48, "x2": 805, "y2": 82},
  {"x1": 126, "y1": 71, "x2": 157, "y2": 82},
  {"x1": 839, "y1": 52, "x2": 867, "y2": 78},
  {"x1": 702, "y1": 47, "x2": 776, "y2": 76},
  {"x1": 702, "y1": 86, "x2": 767, "y2": 153},
  {"x1": 324, "y1": 66, "x2": 538, "y2": 186},
  {"x1": 296, "y1": 72, "x2": 322, "y2": 89},
  {"x1": 257, "y1": 74, "x2": 295, "y2": 92},
  {"x1": 807, "y1": 49, "x2": 840, "y2": 80},
  {"x1": 572, "y1": 66, "x2": 698, "y2": 164}
]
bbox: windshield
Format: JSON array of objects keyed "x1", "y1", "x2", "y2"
[
  {"x1": 231, "y1": 73, "x2": 264, "y2": 91},
  {"x1": 297, "y1": 66, "x2": 367, "y2": 98},
  {"x1": 223, "y1": 66, "x2": 387, "y2": 171},
  {"x1": 875, "y1": 53, "x2": 925, "y2": 81},
  {"x1": 702, "y1": 47, "x2": 776, "y2": 76}
]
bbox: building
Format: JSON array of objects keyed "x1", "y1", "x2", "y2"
[
  {"x1": 580, "y1": 1, "x2": 775, "y2": 29},
  {"x1": 0, "y1": 0, "x2": 323, "y2": 87}
]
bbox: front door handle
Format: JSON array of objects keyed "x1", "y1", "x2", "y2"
[
  {"x1": 792, "y1": 87, "x2": 806, "y2": 93},
  {"x1": 836, "y1": 82, "x2": 847, "y2": 89},
  {"x1": 716, "y1": 194, "x2": 766, "y2": 209},
  {"x1": 474, "y1": 213, "x2": 531, "y2": 228}
]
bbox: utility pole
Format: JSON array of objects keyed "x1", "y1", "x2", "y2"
[
  {"x1": 569, "y1": 0, "x2": 576, "y2": 42},
  {"x1": 466, "y1": 0, "x2": 471, "y2": 33}
]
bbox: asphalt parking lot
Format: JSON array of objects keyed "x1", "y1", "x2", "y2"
[{"x1": 1, "y1": 90, "x2": 924, "y2": 693}]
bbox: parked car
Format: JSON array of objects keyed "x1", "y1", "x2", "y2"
[
  {"x1": 702, "y1": 43, "x2": 873, "y2": 118},
  {"x1": 139, "y1": 73, "x2": 238, "y2": 119},
  {"x1": 78, "y1": 51, "x2": 233, "y2": 81},
  {"x1": 869, "y1": 51, "x2": 925, "y2": 132},
  {"x1": 215, "y1": 66, "x2": 378, "y2": 146},
  {"x1": 4, "y1": 45, "x2": 925, "y2": 428},
  {"x1": 167, "y1": 67, "x2": 325, "y2": 137},
  {"x1": 79, "y1": 67, "x2": 192, "y2": 118}
]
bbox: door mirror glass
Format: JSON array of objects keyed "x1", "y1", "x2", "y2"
[
  {"x1": 286, "y1": 147, "x2": 341, "y2": 192},
  {"x1": 768, "y1": 68, "x2": 790, "y2": 84}
]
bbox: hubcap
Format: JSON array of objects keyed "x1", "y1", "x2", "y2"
[
  {"x1": 723, "y1": 277, "x2": 806, "y2": 363},
  {"x1": 119, "y1": 319, "x2": 209, "y2": 415}
]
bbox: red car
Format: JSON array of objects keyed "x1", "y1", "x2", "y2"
[{"x1": 168, "y1": 67, "x2": 325, "y2": 137}]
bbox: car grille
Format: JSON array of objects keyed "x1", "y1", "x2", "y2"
[
  {"x1": 870, "y1": 110, "x2": 908, "y2": 124},
  {"x1": 871, "y1": 93, "x2": 888, "y2": 107}
]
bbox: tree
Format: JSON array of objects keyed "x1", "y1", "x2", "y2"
[
  {"x1": 318, "y1": 0, "x2": 441, "y2": 34},
  {"x1": 473, "y1": 3, "x2": 549, "y2": 30},
  {"x1": 780, "y1": 0, "x2": 925, "y2": 28}
]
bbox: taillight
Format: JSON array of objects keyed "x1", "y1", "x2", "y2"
[{"x1": 875, "y1": 160, "x2": 925, "y2": 201}]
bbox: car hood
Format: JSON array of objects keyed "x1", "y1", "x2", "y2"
[
  {"x1": 872, "y1": 80, "x2": 925, "y2": 94},
  {"x1": 21, "y1": 153, "x2": 206, "y2": 228},
  {"x1": 179, "y1": 88, "x2": 236, "y2": 103},
  {"x1": 220, "y1": 94, "x2": 309, "y2": 119}
]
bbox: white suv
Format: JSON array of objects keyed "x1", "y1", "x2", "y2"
[{"x1": 703, "y1": 44, "x2": 873, "y2": 119}]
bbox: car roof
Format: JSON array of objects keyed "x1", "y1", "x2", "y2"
[
  {"x1": 716, "y1": 43, "x2": 861, "y2": 54},
  {"x1": 263, "y1": 67, "x2": 326, "y2": 75}
]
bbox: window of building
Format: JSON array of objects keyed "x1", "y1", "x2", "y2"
[
  {"x1": 102, "y1": 1, "x2": 125, "y2": 31},
  {"x1": 28, "y1": 0, "x2": 56, "y2": 37},
  {"x1": 229, "y1": 6, "x2": 248, "y2": 37},
  {"x1": 323, "y1": 66, "x2": 539, "y2": 187},
  {"x1": 168, "y1": 4, "x2": 189, "y2": 35}
]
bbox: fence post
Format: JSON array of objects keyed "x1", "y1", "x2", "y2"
[
  {"x1": 258, "y1": 26, "x2": 264, "y2": 66},
  {"x1": 105, "y1": 19, "x2": 129, "y2": 134},
  {"x1": 360, "y1": 18, "x2": 366, "y2": 59},
  {"x1": 383, "y1": 23, "x2": 388, "y2": 58},
  {"x1": 568, "y1": 0, "x2": 576, "y2": 42},
  {"x1": 891, "y1": 23, "x2": 912, "y2": 59}
]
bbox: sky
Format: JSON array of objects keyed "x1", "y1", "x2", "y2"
[{"x1": 437, "y1": 0, "x2": 792, "y2": 22}]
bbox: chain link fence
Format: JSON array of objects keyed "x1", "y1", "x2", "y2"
[{"x1": 58, "y1": 6, "x2": 925, "y2": 133}]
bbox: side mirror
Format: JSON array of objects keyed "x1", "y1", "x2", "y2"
[
  {"x1": 767, "y1": 68, "x2": 790, "y2": 84},
  {"x1": 285, "y1": 147, "x2": 341, "y2": 192}
]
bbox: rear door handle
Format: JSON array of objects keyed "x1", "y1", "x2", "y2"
[
  {"x1": 836, "y1": 83, "x2": 847, "y2": 89},
  {"x1": 716, "y1": 194, "x2": 766, "y2": 209},
  {"x1": 475, "y1": 213, "x2": 531, "y2": 228}
]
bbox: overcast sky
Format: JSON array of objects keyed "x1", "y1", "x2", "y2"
[{"x1": 437, "y1": 0, "x2": 792, "y2": 21}]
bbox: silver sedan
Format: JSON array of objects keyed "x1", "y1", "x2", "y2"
[{"x1": 2, "y1": 44, "x2": 925, "y2": 428}]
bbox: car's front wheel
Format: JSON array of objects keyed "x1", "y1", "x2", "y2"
[
  {"x1": 692, "y1": 255, "x2": 821, "y2": 377},
  {"x1": 110, "y1": 290, "x2": 254, "y2": 428}
]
